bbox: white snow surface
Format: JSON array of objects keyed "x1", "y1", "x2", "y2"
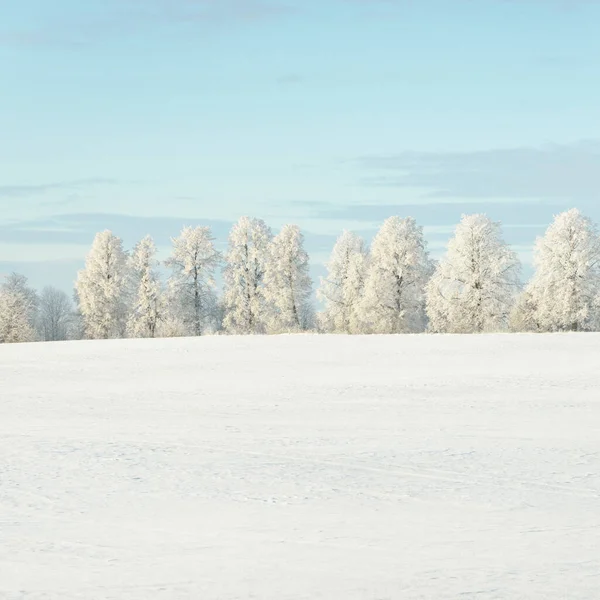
[{"x1": 1, "y1": 334, "x2": 600, "y2": 599}]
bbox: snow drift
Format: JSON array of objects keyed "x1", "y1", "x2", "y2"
[{"x1": 1, "y1": 334, "x2": 599, "y2": 599}]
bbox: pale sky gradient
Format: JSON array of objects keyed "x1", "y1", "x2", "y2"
[{"x1": 1, "y1": 0, "x2": 600, "y2": 292}]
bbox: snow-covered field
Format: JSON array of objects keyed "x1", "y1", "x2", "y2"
[{"x1": 1, "y1": 334, "x2": 600, "y2": 599}]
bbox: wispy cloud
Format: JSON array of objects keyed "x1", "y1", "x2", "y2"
[
  {"x1": 356, "y1": 141, "x2": 600, "y2": 202},
  {"x1": 275, "y1": 73, "x2": 304, "y2": 86},
  {"x1": 345, "y1": 0, "x2": 600, "y2": 6},
  {"x1": 0, "y1": 258, "x2": 84, "y2": 294},
  {"x1": 154, "y1": 0, "x2": 294, "y2": 22},
  {"x1": 0, "y1": 212, "x2": 340, "y2": 256},
  {"x1": 298, "y1": 200, "x2": 559, "y2": 229},
  {"x1": 0, "y1": 179, "x2": 118, "y2": 199},
  {"x1": 0, "y1": 213, "x2": 232, "y2": 246},
  {"x1": 0, "y1": 211, "x2": 339, "y2": 292},
  {"x1": 1, "y1": 0, "x2": 295, "y2": 46},
  {"x1": 116, "y1": 0, "x2": 295, "y2": 27},
  {"x1": 318, "y1": 141, "x2": 600, "y2": 246}
]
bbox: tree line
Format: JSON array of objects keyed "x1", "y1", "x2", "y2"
[{"x1": 1, "y1": 208, "x2": 599, "y2": 344}]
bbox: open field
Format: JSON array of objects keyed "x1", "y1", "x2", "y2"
[{"x1": 1, "y1": 334, "x2": 600, "y2": 599}]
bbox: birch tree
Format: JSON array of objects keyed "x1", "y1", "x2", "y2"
[
  {"x1": 358, "y1": 217, "x2": 432, "y2": 334},
  {"x1": 127, "y1": 235, "x2": 164, "y2": 338},
  {"x1": 222, "y1": 216, "x2": 272, "y2": 334},
  {"x1": 38, "y1": 286, "x2": 72, "y2": 341},
  {"x1": 263, "y1": 224, "x2": 313, "y2": 332},
  {"x1": 165, "y1": 226, "x2": 221, "y2": 336},
  {"x1": 75, "y1": 230, "x2": 130, "y2": 339},
  {"x1": 426, "y1": 214, "x2": 520, "y2": 333},
  {"x1": 514, "y1": 209, "x2": 600, "y2": 332},
  {"x1": 317, "y1": 230, "x2": 368, "y2": 333}
]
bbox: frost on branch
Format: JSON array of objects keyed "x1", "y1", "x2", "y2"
[
  {"x1": 222, "y1": 216, "x2": 272, "y2": 334},
  {"x1": 0, "y1": 273, "x2": 37, "y2": 344},
  {"x1": 359, "y1": 217, "x2": 432, "y2": 334},
  {"x1": 263, "y1": 224, "x2": 313, "y2": 333},
  {"x1": 426, "y1": 214, "x2": 521, "y2": 333},
  {"x1": 127, "y1": 235, "x2": 164, "y2": 338},
  {"x1": 513, "y1": 209, "x2": 600, "y2": 332},
  {"x1": 318, "y1": 230, "x2": 368, "y2": 334},
  {"x1": 165, "y1": 226, "x2": 221, "y2": 336},
  {"x1": 75, "y1": 231, "x2": 130, "y2": 339}
]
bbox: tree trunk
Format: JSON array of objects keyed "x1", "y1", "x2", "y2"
[{"x1": 194, "y1": 266, "x2": 202, "y2": 336}]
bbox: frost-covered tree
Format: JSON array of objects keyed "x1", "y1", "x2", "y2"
[
  {"x1": 38, "y1": 286, "x2": 72, "y2": 341},
  {"x1": 263, "y1": 224, "x2": 313, "y2": 332},
  {"x1": 75, "y1": 230, "x2": 130, "y2": 339},
  {"x1": 514, "y1": 209, "x2": 600, "y2": 332},
  {"x1": 0, "y1": 275, "x2": 37, "y2": 344},
  {"x1": 358, "y1": 217, "x2": 432, "y2": 334},
  {"x1": 127, "y1": 235, "x2": 164, "y2": 338},
  {"x1": 222, "y1": 216, "x2": 272, "y2": 334},
  {"x1": 426, "y1": 214, "x2": 521, "y2": 333},
  {"x1": 1, "y1": 273, "x2": 38, "y2": 331},
  {"x1": 509, "y1": 288, "x2": 541, "y2": 333},
  {"x1": 317, "y1": 230, "x2": 368, "y2": 333},
  {"x1": 165, "y1": 226, "x2": 221, "y2": 336}
]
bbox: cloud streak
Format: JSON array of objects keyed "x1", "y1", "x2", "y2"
[
  {"x1": 0, "y1": 179, "x2": 118, "y2": 199},
  {"x1": 0, "y1": 211, "x2": 339, "y2": 293},
  {"x1": 0, "y1": 213, "x2": 232, "y2": 246},
  {"x1": 356, "y1": 141, "x2": 600, "y2": 203},
  {"x1": 296, "y1": 200, "x2": 559, "y2": 240},
  {"x1": 0, "y1": 212, "x2": 341, "y2": 258},
  {"x1": 345, "y1": 0, "x2": 600, "y2": 6},
  {"x1": 151, "y1": 0, "x2": 294, "y2": 22},
  {"x1": 0, "y1": 0, "x2": 295, "y2": 46}
]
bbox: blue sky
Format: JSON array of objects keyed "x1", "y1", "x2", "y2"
[{"x1": 1, "y1": 0, "x2": 600, "y2": 293}]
